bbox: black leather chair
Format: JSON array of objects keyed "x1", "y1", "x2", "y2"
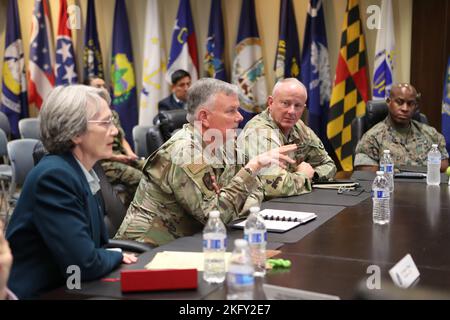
[
  {"x1": 146, "y1": 125, "x2": 165, "y2": 156},
  {"x1": 32, "y1": 141, "x2": 152, "y2": 253},
  {"x1": 158, "y1": 109, "x2": 188, "y2": 141},
  {"x1": 351, "y1": 100, "x2": 428, "y2": 155}
]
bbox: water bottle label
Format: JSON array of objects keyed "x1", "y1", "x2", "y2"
[
  {"x1": 428, "y1": 156, "x2": 441, "y2": 165},
  {"x1": 386, "y1": 164, "x2": 393, "y2": 173},
  {"x1": 244, "y1": 231, "x2": 267, "y2": 244},
  {"x1": 380, "y1": 164, "x2": 385, "y2": 171},
  {"x1": 372, "y1": 190, "x2": 388, "y2": 199},
  {"x1": 232, "y1": 273, "x2": 255, "y2": 286},
  {"x1": 203, "y1": 238, "x2": 226, "y2": 250}
]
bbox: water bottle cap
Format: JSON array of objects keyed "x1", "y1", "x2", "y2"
[
  {"x1": 234, "y1": 239, "x2": 248, "y2": 248},
  {"x1": 376, "y1": 171, "x2": 385, "y2": 176},
  {"x1": 432, "y1": 144, "x2": 438, "y2": 148},
  {"x1": 249, "y1": 206, "x2": 260, "y2": 214},
  {"x1": 209, "y1": 211, "x2": 220, "y2": 218},
  {"x1": 383, "y1": 150, "x2": 390, "y2": 154}
]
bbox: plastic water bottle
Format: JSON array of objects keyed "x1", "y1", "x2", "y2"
[
  {"x1": 226, "y1": 239, "x2": 254, "y2": 300},
  {"x1": 372, "y1": 171, "x2": 390, "y2": 225},
  {"x1": 203, "y1": 210, "x2": 227, "y2": 283},
  {"x1": 427, "y1": 144, "x2": 441, "y2": 185},
  {"x1": 380, "y1": 150, "x2": 394, "y2": 193},
  {"x1": 244, "y1": 206, "x2": 267, "y2": 277}
]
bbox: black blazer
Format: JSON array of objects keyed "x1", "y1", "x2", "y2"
[
  {"x1": 158, "y1": 94, "x2": 185, "y2": 112},
  {"x1": 6, "y1": 153, "x2": 122, "y2": 299}
]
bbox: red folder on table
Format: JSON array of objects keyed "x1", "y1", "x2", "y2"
[{"x1": 121, "y1": 269, "x2": 198, "y2": 292}]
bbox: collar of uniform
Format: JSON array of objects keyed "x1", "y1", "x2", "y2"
[
  {"x1": 74, "y1": 157, "x2": 101, "y2": 195},
  {"x1": 186, "y1": 123, "x2": 227, "y2": 168},
  {"x1": 386, "y1": 115, "x2": 413, "y2": 135}
]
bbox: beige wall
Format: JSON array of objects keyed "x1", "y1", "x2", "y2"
[{"x1": 0, "y1": 0, "x2": 412, "y2": 117}]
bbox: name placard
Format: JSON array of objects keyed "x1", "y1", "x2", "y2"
[{"x1": 389, "y1": 254, "x2": 420, "y2": 288}]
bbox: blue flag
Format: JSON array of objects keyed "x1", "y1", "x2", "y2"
[
  {"x1": 301, "y1": 0, "x2": 332, "y2": 150},
  {"x1": 232, "y1": 0, "x2": 268, "y2": 128},
  {"x1": 83, "y1": 0, "x2": 104, "y2": 80},
  {"x1": 1, "y1": 0, "x2": 28, "y2": 139},
  {"x1": 111, "y1": 0, "x2": 138, "y2": 147},
  {"x1": 442, "y1": 56, "x2": 450, "y2": 155},
  {"x1": 204, "y1": 0, "x2": 226, "y2": 81},
  {"x1": 167, "y1": 0, "x2": 199, "y2": 82},
  {"x1": 274, "y1": 0, "x2": 301, "y2": 81}
]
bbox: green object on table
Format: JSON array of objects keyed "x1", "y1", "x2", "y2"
[{"x1": 267, "y1": 258, "x2": 292, "y2": 268}]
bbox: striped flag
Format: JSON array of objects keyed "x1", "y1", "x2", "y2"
[
  {"x1": 28, "y1": 0, "x2": 55, "y2": 109},
  {"x1": 442, "y1": 56, "x2": 450, "y2": 155},
  {"x1": 373, "y1": 0, "x2": 395, "y2": 100},
  {"x1": 139, "y1": 0, "x2": 169, "y2": 126},
  {"x1": 55, "y1": 0, "x2": 78, "y2": 85},
  {"x1": 274, "y1": 0, "x2": 301, "y2": 82},
  {"x1": 204, "y1": 0, "x2": 226, "y2": 80},
  {"x1": 83, "y1": 0, "x2": 103, "y2": 80},
  {"x1": 0, "y1": 0, "x2": 28, "y2": 139},
  {"x1": 166, "y1": 0, "x2": 199, "y2": 83},
  {"x1": 111, "y1": 0, "x2": 138, "y2": 147},
  {"x1": 327, "y1": 0, "x2": 369, "y2": 171},
  {"x1": 232, "y1": 0, "x2": 268, "y2": 127}
]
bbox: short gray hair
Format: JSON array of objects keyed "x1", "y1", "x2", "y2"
[
  {"x1": 186, "y1": 78, "x2": 239, "y2": 123},
  {"x1": 40, "y1": 85, "x2": 111, "y2": 154},
  {"x1": 272, "y1": 78, "x2": 308, "y2": 97}
]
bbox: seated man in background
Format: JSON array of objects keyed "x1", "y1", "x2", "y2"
[
  {"x1": 115, "y1": 78, "x2": 297, "y2": 246},
  {"x1": 354, "y1": 83, "x2": 449, "y2": 172},
  {"x1": 85, "y1": 76, "x2": 144, "y2": 208},
  {"x1": 158, "y1": 69, "x2": 191, "y2": 112},
  {"x1": 240, "y1": 78, "x2": 336, "y2": 199}
]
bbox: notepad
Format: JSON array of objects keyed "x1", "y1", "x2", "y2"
[
  {"x1": 312, "y1": 179, "x2": 359, "y2": 190},
  {"x1": 232, "y1": 209, "x2": 317, "y2": 233}
]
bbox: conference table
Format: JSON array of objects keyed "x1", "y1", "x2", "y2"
[{"x1": 41, "y1": 171, "x2": 450, "y2": 300}]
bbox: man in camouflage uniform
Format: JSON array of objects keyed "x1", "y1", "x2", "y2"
[
  {"x1": 354, "y1": 83, "x2": 449, "y2": 172},
  {"x1": 240, "y1": 78, "x2": 336, "y2": 199},
  {"x1": 115, "y1": 78, "x2": 297, "y2": 246},
  {"x1": 85, "y1": 76, "x2": 144, "y2": 207},
  {"x1": 100, "y1": 110, "x2": 144, "y2": 207}
]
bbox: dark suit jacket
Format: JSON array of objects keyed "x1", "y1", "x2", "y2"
[
  {"x1": 158, "y1": 94, "x2": 185, "y2": 112},
  {"x1": 6, "y1": 153, "x2": 122, "y2": 299}
]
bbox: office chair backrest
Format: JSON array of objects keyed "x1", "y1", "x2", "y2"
[
  {"x1": 18, "y1": 118, "x2": 41, "y2": 139},
  {"x1": 158, "y1": 109, "x2": 188, "y2": 141},
  {"x1": 0, "y1": 129, "x2": 9, "y2": 163},
  {"x1": 146, "y1": 125, "x2": 165, "y2": 156},
  {"x1": 7, "y1": 139, "x2": 40, "y2": 188},
  {"x1": 0, "y1": 111, "x2": 11, "y2": 139},
  {"x1": 132, "y1": 125, "x2": 151, "y2": 158}
]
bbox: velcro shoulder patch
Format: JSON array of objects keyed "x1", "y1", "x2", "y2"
[{"x1": 186, "y1": 163, "x2": 208, "y2": 175}]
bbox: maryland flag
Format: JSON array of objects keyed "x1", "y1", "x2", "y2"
[{"x1": 327, "y1": 0, "x2": 369, "y2": 171}]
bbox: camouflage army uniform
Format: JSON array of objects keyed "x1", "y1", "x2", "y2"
[
  {"x1": 354, "y1": 116, "x2": 449, "y2": 168},
  {"x1": 114, "y1": 123, "x2": 264, "y2": 246},
  {"x1": 100, "y1": 110, "x2": 144, "y2": 207},
  {"x1": 239, "y1": 109, "x2": 336, "y2": 199}
]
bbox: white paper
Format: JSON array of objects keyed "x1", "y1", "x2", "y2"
[{"x1": 145, "y1": 251, "x2": 232, "y2": 271}]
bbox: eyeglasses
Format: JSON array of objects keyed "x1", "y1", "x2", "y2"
[{"x1": 88, "y1": 115, "x2": 115, "y2": 128}]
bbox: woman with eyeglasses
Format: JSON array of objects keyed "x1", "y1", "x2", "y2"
[{"x1": 5, "y1": 85, "x2": 137, "y2": 299}]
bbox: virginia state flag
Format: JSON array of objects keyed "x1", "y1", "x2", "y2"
[
  {"x1": 204, "y1": 0, "x2": 226, "y2": 81},
  {"x1": 167, "y1": 0, "x2": 199, "y2": 83},
  {"x1": 28, "y1": 0, "x2": 55, "y2": 109},
  {"x1": 327, "y1": 0, "x2": 369, "y2": 171},
  {"x1": 55, "y1": 0, "x2": 78, "y2": 85},
  {"x1": 83, "y1": 0, "x2": 103, "y2": 80},
  {"x1": 111, "y1": 0, "x2": 138, "y2": 146},
  {"x1": 301, "y1": 0, "x2": 332, "y2": 150},
  {"x1": 1, "y1": 0, "x2": 28, "y2": 139},
  {"x1": 274, "y1": 0, "x2": 301, "y2": 82},
  {"x1": 373, "y1": 0, "x2": 395, "y2": 100},
  {"x1": 139, "y1": 0, "x2": 169, "y2": 126},
  {"x1": 442, "y1": 56, "x2": 450, "y2": 155},
  {"x1": 232, "y1": 0, "x2": 268, "y2": 127}
]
